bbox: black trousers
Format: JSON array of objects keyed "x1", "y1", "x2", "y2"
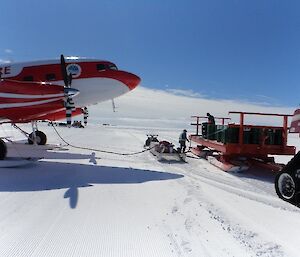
[{"x1": 179, "y1": 141, "x2": 186, "y2": 153}]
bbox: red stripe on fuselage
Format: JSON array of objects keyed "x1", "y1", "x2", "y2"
[
  {"x1": 0, "y1": 80, "x2": 64, "y2": 95},
  {"x1": 0, "y1": 80, "x2": 65, "y2": 104},
  {"x1": 0, "y1": 97, "x2": 62, "y2": 104},
  {"x1": 0, "y1": 100, "x2": 65, "y2": 123}
]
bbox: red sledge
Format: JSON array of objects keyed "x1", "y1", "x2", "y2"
[{"x1": 190, "y1": 112, "x2": 296, "y2": 172}]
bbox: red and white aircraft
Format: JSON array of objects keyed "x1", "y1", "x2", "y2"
[{"x1": 0, "y1": 55, "x2": 140, "y2": 159}]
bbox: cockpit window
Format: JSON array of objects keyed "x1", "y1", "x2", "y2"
[
  {"x1": 97, "y1": 64, "x2": 107, "y2": 71},
  {"x1": 97, "y1": 63, "x2": 118, "y2": 71},
  {"x1": 108, "y1": 64, "x2": 118, "y2": 70}
]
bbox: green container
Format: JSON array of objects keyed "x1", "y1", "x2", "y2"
[
  {"x1": 201, "y1": 123, "x2": 217, "y2": 140},
  {"x1": 251, "y1": 128, "x2": 261, "y2": 144},
  {"x1": 225, "y1": 127, "x2": 239, "y2": 144},
  {"x1": 207, "y1": 124, "x2": 216, "y2": 140},
  {"x1": 265, "y1": 129, "x2": 275, "y2": 145},
  {"x1": 220, "y1": 130, "x2": 226, "y2": 143},
  {"x1": 274, "y1": 129, "x2": 283, "y2": 145},
  {"x1": 263, "y1": 129, "x2": 283, "y2": 145},
  {"x1": 216, "y1": 125, "x2": 225, "y2": 142},
  {"x1": 243, "y1": 128, "x2": 252, "y2": 144},
  {"x1": 243, "y1": 128, "x2": 261, "y2": 144},
  {"x1": 202, "y1": 123, "x2": 208, "y2": 138}
]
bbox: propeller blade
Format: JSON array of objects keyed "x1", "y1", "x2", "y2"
[
  {"x1": 61, "y1": 54, "x2": 76, "y2": 127},
  {"x1": 68, "y1": 73, "x2": 72, "y2": 86},
  {"x1": 60, "y1": 54, "x2": 69, "y2": 87}
]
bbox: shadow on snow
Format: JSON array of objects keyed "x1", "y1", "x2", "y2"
[{"x1": 0, "y1": 161, "x2": 183, "y2": 209}]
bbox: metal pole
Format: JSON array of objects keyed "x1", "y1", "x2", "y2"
[
  {"x1": 283, "y1": 115, "x2": 288, "y2": 147},
  {"x1": 31, "y1": 121, "x2": 37, "y2": 145},
  {"x1": 239, "y1": 113, "x2": 244, "y2": 145}
]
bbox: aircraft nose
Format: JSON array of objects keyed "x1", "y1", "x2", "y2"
[{"x1": 117, "y1": 71, "x2": 141, "y2": 90}]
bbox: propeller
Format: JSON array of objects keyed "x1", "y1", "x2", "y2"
[{"x1": 60, "y1": 54, "x2": 78, "y2": 127}]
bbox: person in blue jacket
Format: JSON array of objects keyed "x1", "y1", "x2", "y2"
[{"x1": 179, "y1": 129, "x2": 189, "y2": 153}]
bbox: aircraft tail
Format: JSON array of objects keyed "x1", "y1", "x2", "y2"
[{"x1": 290, "y1": 108, "x2": 300, "y2": 133}]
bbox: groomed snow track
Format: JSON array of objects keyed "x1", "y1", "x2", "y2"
[{"x1": 0, "y1": 124, "x2": 299, "y2": 257}]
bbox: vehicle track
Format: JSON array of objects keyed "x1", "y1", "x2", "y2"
[{"x1": 116, "y1": 129, "x2": 300, "y2": 256}]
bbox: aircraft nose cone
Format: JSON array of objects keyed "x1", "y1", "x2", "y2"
[
  {"x1": 127, "y1": 73, "x2": 141, "y2": 90},
  {"x1": 117, "y1": 71, "x2": 141, "y2": 90}
]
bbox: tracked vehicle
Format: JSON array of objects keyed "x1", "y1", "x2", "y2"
[{"x1": 275, "y1": 108, "x2": 300, "y2": 205}]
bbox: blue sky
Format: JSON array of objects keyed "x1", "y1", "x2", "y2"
[{"x1": 1, "y1": 0, "x2": 300, "y2": 106}]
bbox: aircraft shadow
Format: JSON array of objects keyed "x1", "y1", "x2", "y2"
[
  {"x1": 7, "y1": 143, "x2": 97, "y2": 160},
  {"x1": 0, "y1": 161, "x2": 183, "y2": 209}
]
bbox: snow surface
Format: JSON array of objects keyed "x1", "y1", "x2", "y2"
[{"x1": 0, "y1": 87, "x2": 299, "y2": 257}]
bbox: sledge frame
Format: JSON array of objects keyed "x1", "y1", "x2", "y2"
[
  {"x1": 190, "y1": 112, "x2": 296, "y2": 172},
  {"x1": 147, "y1": 142, "x2": 186, "y2": 162}
]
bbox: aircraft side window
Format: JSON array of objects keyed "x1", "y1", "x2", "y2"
[
  {"x1": 23, "y1": 76, "x2": 34, "y2": 81},
  {"x1": 46, "y1": 73, "x2": 56, "y2": 81},
  {"x1": 109, "y1": 64, "x2": 118, "y2": 70},
  {"x1": 97, "y1": 64, "x2": 107, "y2": 71}
]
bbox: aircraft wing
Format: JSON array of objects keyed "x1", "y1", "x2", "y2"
[{"x1": 0, "y1": 80, "x2": 67, "y2": 123}]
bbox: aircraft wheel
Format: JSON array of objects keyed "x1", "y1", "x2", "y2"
[
  {"x1": 28, "y1": 131, "x2": 47, "y2": 145},
  {"x1": 0, "y1": 139, "x2": 7, "y2": 160}
]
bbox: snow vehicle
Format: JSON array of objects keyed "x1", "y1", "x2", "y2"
[
  {"x1": 275, "y1": 108, "x2": 300, "y2": 205},
  {"x1": 144, "y1": 135, "x2": 186, "y2": 162},
  {"x1": 144, "y1": 134, "x2": 159, "y2": 147},
  {"x1": 275, "y1": 152, "x2": 300, "y2": 204}
]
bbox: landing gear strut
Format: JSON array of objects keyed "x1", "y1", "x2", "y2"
[
  {"x1": 12, "y1": 122, "x2": 47, "y2": 146},
  {"x1": 0, "y1": 122, "x2": 48, "y2": 161}
]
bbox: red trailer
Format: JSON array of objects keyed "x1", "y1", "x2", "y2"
[{"x1": 189, "y1": 112, "x2": 296, "y2": 172}]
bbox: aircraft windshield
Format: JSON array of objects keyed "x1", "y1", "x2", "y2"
[
  {"x1": 108, "y1": 64, "x2": 118, "y2": 70},
  {"x1": 97, "y1": 63, "x2": 118, "y2": 71}
]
